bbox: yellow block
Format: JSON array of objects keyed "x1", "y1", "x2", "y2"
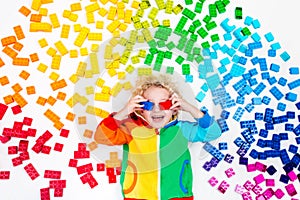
[
  {"x1": 51, "y1": 55, "x2": 61, "y2": 70},
  {"x1": 30, "y1": 22, "x2": 52, "y2": 32},
  {"x1": 74, "y1": 27, "x2": 90, "y2": 47},
  {"x1": 54, "y1": 41, "x2": 68, "y2": 56},
  {"x1": 49, "y1": 13, "x2": 60, "y2": 28},
  {"x1": 37, "y1": 63, "x2": 48, "y2": 73}
]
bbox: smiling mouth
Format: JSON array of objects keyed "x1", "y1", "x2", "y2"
[{"x1": 151, "y1": 116, "x2": 165, "y2": 122}]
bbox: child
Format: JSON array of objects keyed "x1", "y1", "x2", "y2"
[{"x1": 94, "y1": 74, "x2": 222, "y2": 200}]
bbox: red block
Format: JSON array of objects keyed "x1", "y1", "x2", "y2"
[
  {"x1": 77, "y1": 163, "x2": 93, "y2": 175},
  {"x1": 59, "y1": 129, "x2": 69, "y2": 138},
  {"x1": 44, "y1": 170, "x2": 62, "y2": 179},
  {"x1": 49, "y1": 179, "x2": 66, "y2": 189},
  {"x1": 23, "y1": 117, "x2": 33, "y2": 126},
  {"x1": 8, "y1": 146, "x2": 18, "y2": 154},
  {"x1": 97, "y1": 163, "x2": 105, "y2": 171},
  {"x1": 41, "y1": 145, "x2": 51, "y2": 154},
  {"x1": 24, "y1": 163, "x2": 40, "y2": 180},
  {"x1": 108, "y1": 174, "x2": 117, "y2": 184},
  {"x1": 27, "y1": 128, "x2": 37, "y2": 137},
  {"x1": 106, "y1": 168, "x2": 115, "y2": 176},
  {"x1": 0, "y1": 171, "x2": 10, "y2": 179},
  {"x1": 13, "y1": 121, "x2": 23, "y2": 131},
  {"x1": 87, "y1": 175, "x2": 98, "y2": 189},
  {"x1": 0, "y1": 103, "x2": 8, "y2": 120},
  {"x1": 11, "y1": 105, "x2": 22, "y2": 114},
  {"x1": 32, "y1": 143, "x2": 43, "y2": 153},
  {"x1": 12, "y1": 157, "x2": 23, "y2": 166},
  {"x1": 80, "y1": 172, "x2": 93, "y2": 184},
  {"x1": 19, "y1": 140, "x2": 29, "y2": 152},
  {"x1": 40, "y1": 188, "x2": 50, "y2": 200},
  {"x1": 54, "y1": 188, "x2": 64, "y2": 197},
  {"x1": 74, "y1": 150, "x2": 90, "y2": 159},
  {"x1": 116, "y1": 167, "x2": 121, "y2": 175},
  {"x1": 68, "y1": 159, "x2": 78, "y2": 168},
  {"x1": 54, "y1": 143, "x2": 64, "y2": 152},
  {"x1": 0, "y1": 135, "x2": 11, "y2": 143},
  {"x1": 78, "y1": 143, "x2": 87, "y2": 151},
  {"x1": 19, "y1": 151, "x2": 30, "y2": 161}
]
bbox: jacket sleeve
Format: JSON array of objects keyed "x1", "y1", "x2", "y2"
[
  {"x1": 178, "y1": 112, "x2": 222, "y2": 142},
  {"x1": 94, "y1": 113, "x2": 133, "y2": 145}
]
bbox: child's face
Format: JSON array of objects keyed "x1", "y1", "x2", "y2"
[{"x1": 141, "y1": 86, "x2": 175, "y2": 129}]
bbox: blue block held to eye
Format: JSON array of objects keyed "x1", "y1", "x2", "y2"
[{"x1": 140, "y1": 101, "x2": 154, "y2": 111}]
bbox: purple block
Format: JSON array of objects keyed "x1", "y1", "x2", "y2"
[
  {"x1": 224, "y1": 153, "x2": 234, "y2": 163},
  {"x1": 203, "y1": 161, "x2": 212, "y2": 171}
]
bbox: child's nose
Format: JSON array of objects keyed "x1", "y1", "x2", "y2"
[{"x1": 152, "y1": 104, "x2": 161, "y2": 112}]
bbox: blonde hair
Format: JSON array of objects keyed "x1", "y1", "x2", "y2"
[{"x1": 132, "y1": 74, "x2": 180, "y2": 97}]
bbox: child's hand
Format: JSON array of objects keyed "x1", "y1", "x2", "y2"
[
  {"x1": 170, "y1": 93, "x2": 204, "y2": 119},
  {"x1": 113, "y1": 95, "x2": 147, "y2": 120}
]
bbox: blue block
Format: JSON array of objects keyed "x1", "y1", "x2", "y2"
[
  {"x1": 283, "y1": 163, "x2": 294, "y2": 173},
  {"x1": 289, "y1": 67, "x2": 299, "y2": 75},
  {"x1": 259, "y1": 129, "x2": 268, "y2": 138},
  {"x1": 218, "y1": 65, "x2": 227, "y2": 74},
  {"x1": 249, "y1": 149, "x2": 258, "y2": 159},
  {"x1": 265, "y1": 123, "x2": 274, "y2": 130},
  {"x1": 220, "y1": 57, "x2": 231, "y2": 66},
  {"x1": 196, "y1": 91, "x2": 206, "y2": 102},
  {"x1": 270, "y1": 63, "x2": 280, "y2": 72},
  {"x1": 231, "y1": 39, "x2": 241, "y2": 49},
  {"x1": 251, "y1": 19, "x2": 261, "y2": 29},
  {"x1": 238, "y1": 44, "x2": 247, "y2": 53},
  {"x1": 262, "y1": 96, "x2": 271, "y2": 105},
  {"x1": 277, "y1": 102, "x2": 286, "y2": 111},
  {"x1": 244, "y1": 16, "x2": 253, "y2": 26},
  {"x1": 264, "y1": 108, "x2": 274, "y2": 122},
  {"x1": 249, "y1": 68, "x2": 258, "y2": 76},
  {"x1": 248, "y1": 41, "x2": 262, "y2": 50},
  {"x1": 236, "y1": 96, "x2": 245, "y2": 104},
  {"x1": 253, "y1": 82, "x2": 266, "y2": 96},
  {"x1": 245, "y1": 103, "x2": 254, "y2": 112},
  {"x1": 280, "y1": 51, "x2": 290, "y2": 62},
  {"x1": 240, "y1": 120, "x2": 256, "y2": 129},
  {"x1": 269, "y1": 86, "x2": 284, "y2": 100},
  {"x1": 258, "y1": 152, "x2": 267, "y2": 160},
  {"x1": 294, "y1": 124, "x2": 300, "y2": 136},
  {"x1": 278, "y1": 77, "x2": 287, "y2": 86},
  {"x1": 268, "y1": 49, "x2": 276, "y2": 57},
  {"x1": 218, "y1": 142, "x2": 228, "y2": 150},
  {"x1": 271, "y1": 42, "x2": 281, "y2": 50},
  {"x1": 234, "y1": 137, "x2": 245, "y2": 147},
  {"x1": 279, "y1": 133, "x2": 288, "y2": 140},
  {"x1": 239, "y1": 156, "x2": 248, "y2": 165},
  {"x1": 291, "y1": 154, "x2": 300, "y2": 167},
  {"x1": 286, "y1": 111, "x2": 295, "y2": 119},
  {"x1": 296, "y1": 137, "x2": 300, "y2": 144},
  {"x1": 220, "y1": 110, "x2": 230, "y2": 119},
  {"x1": 251, "y1": 32, "x2": 261, "y2": 42},
  {"x1": 264, "y1": 32, "x2": 274, "y2": 42},
  {"x1": 212, "y1": 43, "x2": 221, "y2": 51},
  {"x1": 279, "y1": 174, "x2": 289, "y2": 184},
  {"x1": 288, "y1": 145, "x2": 298, "y2": 154},
  {"x1": 288, "y1": 79, "x2": 300, "y2": 90},
  {"x1": 216, "y1": 118, "x2": 229, "y2": 133},
  {"x1": 285, "y1": 123, "x2": 294, "y2": 131},
  {"x1": 250, "y1": 57, "x2": 259, "y2": 65},
  {"x1": 285, "y1": 92, "x2": 297, "y2": 102},
  {"x1": 224, "y1": 154, "x2": 234, "y2": 163},
  {"x1": 232, "y1": 55, "x2": 240, "y2": 63},
  {"x1": 185, "y1": 75, "x2": 193, "y2": 82},
  {"x1": 266, "y1": 165, "x2": 277, "y2": 175},
  {"x1": 252, "y1": 97, "x2": 262, "y2": 105},
  {"x1": 255, "y1": 112, "x2": 263, "y2": 120},
  {"x1": 249, "y1": 78, "x2": 258, "y2": 86},
  {"x1": 220, "y1": 18, "x2": 236, "y2": 33},
  {"x1": 296, "y1": 101, "x2": 300, "y2": 110},
  {"x1": 258, "y1": 58, "x2": 268, "y2": 71},
  {"x1": 242, "y1": 73, "x2": 251, "y2": 80},
  {"x1": 257, "y1": 139, "x2": 266, "y2": 148},
  {"x1": 238, "y1": 57, "x2": 247, "y2": 65},
  {"x1": 268, "y1": 77, "x2": 277, "y2": 85},
  {"x1": 245, "y1": 48, "x2": 253, "y2": 57},
  {"x1": 220, "y1": 44, "x2": 230, "y2": 53},
  {"x1": 227, "y1": 48, "x2": 236, "y2": 57},
  {"x1": 280, "y1": 149, "x2": 290, "y2": 165},
  {"x1": 261, "y1": 72, "x2": 270, "y2": 80},
  {"x1": 223, "y1": 33, "x2": 233, "y2": 41}
]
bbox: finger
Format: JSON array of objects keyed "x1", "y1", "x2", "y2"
[{"x1": 170, "y1": 102, "x2": 180, "y2": 110}]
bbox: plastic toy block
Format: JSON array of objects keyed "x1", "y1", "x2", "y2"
[
  {"x1": 246, "y1": 163, "x2": 256, "y2": 172},
  {"x1": 277, "y1": 102, "x2": 286, "y2": 111},
  {"x1": 220, "y1": 110, "x2": 230, "y2": 119},
  {"x1": 267, "y1": 76, "x2": 277, "y2": 85},
  {"x1": 296, "y1": 137, "x2": 300, "y2": 144},
  {"x1": 279, "y1": 174, "x2": 289, "y2": 184},
  {"x1": 288, "y1": 79, "x2": 300, "y2": 90},
  {"x1": 239, "y1": 156, "x2": 248, "y2": 165},
  {"x1": 225, "y1": 168, "x2": 235, "y2": 178},
  {"x1": 289, "y1": 67, "x2": 299, "y2": 75},
  {"x1": 208, "y1": 176, "x2": 218, "y2": 187},
  {"x1": 285, "y1": 92, "x2": 297, "y2": 102},
  {"x1": 24, "y1": 163, "x2": 40, "y2": 180},
  {"x1": 217, "y1": 180, "x2": 230, "y2": 194},
  {"x1": 0, "y1": 171, "x2": 10, "y2": 180},
  {"x1": 218, "y1": 142, "x2": 228, "y2": 150},
  {"x1": 268, "y1": 49, "x2": 276, "y2": 57},
  {"x1": 280, "y1": 51, "x2": 290, "y2": 62}
]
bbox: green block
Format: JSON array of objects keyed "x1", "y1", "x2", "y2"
[
  {"x1": 181, "y1": 30, "x2": 189, "y2": 37},
  {"x1": 216, "y1": 1, "x2": 226, "y2": 13},
  {"x1": 235, "y1": 7, "x2": 243, "y2": 19},
  {"x1": 153, "y1": 63, "x2": 162, "y2": 71},
  {"x1": 182, "y1": 64, "x2": 190, "y2": 75},
  {"x1": 203, "y1": 15, "x2": 211, "y2": 23},
  {"x1": 166, "y1": 66, "x2": 174, "y2": 74},
  {"x1": 241, "y1": 27, "x2": 251, "y2": 36},
  {"x1": 166, "y1": 41, "x2": 176, "y2": 50},
  {"x1": 194, "y1": 2, "x2": 203, "y2": 13},
  {"x1": 157, "y1": 40, "x2": 166, "y2": 48},
  {"x1": 197, "y1": 27, "x2": 208, "y2": 39},
  {"x1": 185, "y1": 0, "x2": 193, "y2": 5},
  {"x1": 222, "y1": 0, "x2": 230, "y2": 6},
  {"x1": 164, "y1": 51, "x2": 172, "y2": 59},
  {"x1": 182, "y1": 8, "x2": 196, "y2": 20},
  {"x1": 184, "y1": 40, "x2": 195, "y2": 54},
  {"x1": 176, "y1": 43, "x2": 185, "y2": 51},
  {"x1": 201, "y1": 41, "x2": 210, "y2": 49},
  {"x1": 175, "y1": 56, "x2": 185, "y2": 64},
  {"x1": 144, "y1": 54, "x2": 154, "y2": 65},
  {"x1": 195, "y1": 55, "x2": 204, "y2": 63},
  {"x1": 148, "y1": 40, "x2": 157, "y2": 48},
  {"x1": 174, "y1": 16, "x2": 188, "y2": 35},
  {"x1": 209, "y1": 4, "x2": 217, "y2": 17},
  {"x1": 205, "y1": 21, "x2": 217, "y2": 31},
  {"x1": 149, "y1": 48, "x2": 158, "y2": 54},
  {"x1": 188, "y1": 25, "x2": 196, "y2": 33},
  {"x1": 193, "y1": 47, "x2": 201, "y2": 55},
  {"x1": 192, "y1": 19, "x2": 202, "y2": 27},
  {"x1": 210, "y1": 34, "x2": 220, "y2": 42},
  {"x1": 190, "y1": 34, "x2": 198, "y2": 41},
  {"x1": 186, "y1": 54, "x2": 194, "y2": 62}
]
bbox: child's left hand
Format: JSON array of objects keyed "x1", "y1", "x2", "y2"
[{"x1": 170, "y1": 93, "x2": 204, "y2": 119}]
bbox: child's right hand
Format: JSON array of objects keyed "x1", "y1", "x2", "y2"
[{"x1": 113, "y1": 95, "x2": 147, "y2": 120}]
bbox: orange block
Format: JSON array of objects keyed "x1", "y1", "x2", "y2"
[
  {"x1": 26, "y1": 86, "x2": 36, "y2": 95},
  {"x1": 3, "y1": 95, "x2": 14, "y2": 105},
  {"x1": 19, "y1": 70, "x2": 30, "y2": 80},
  {"x1": 36, "y1": 96, "x2": 47, "y2": 106},
  {"x1": 12, "y1": 93, "x2": 28, "y2": 108},
  {"x1": 66, "y1": 112, "x2": 75, "y2": 121},
  {"x1": 78, "y1": 116, "x2": 87, "y2": 124},
  {"x1": 0, "y1": 76, "x2": 9, "y2": 86},
  {"x1": 13, "y1": 57, "x2": 30, "y2": 66},
  {"x1": 88, "y1": 141, "x2": 98, "y2": 151},
  {"x1": 29, "y1": 53, "x2": 39, "y2": 62},
  {"x1": 83, "y1": 129, "x2": 93, "y2": 138},
  {"x1": 44, "y1": 109, "x2": 60, "y2": 123},
  {"x1": 13, "y1": 42, "x2": 24, "y2": 51},
  {"x1": 56, "y1": 91, "x2": 66, "y2": 100},
  {"x1": 19, "y1": 6, "x2": 31, "y2": 17},
  {"x1": 50, "y1": 79, "x2": 67, "y2": 91},
  {"x1": 47, "y1": 96, "x2": 57, "y2": 105},
  {"x1": 0, "y1": 57, "x2": 4, "y2": 67},
  {"x1": 30, "y1": 14, "x2": 42, "y2": 22},
  {"x1": 2, "y1": 46, "x2": 18, "y2": 58},
  {"x1": 12, "y1": 83, "x2": 23, "y2": 93},
  {"x1": 54, "y1": 120, "x2": 64, "y2": 130},
  {"x1": 13, "y1": 25, "x2": 25, "y2": 40},
  {"x1": 1, "y1": 36, "x2": 17, "y2": 46}
]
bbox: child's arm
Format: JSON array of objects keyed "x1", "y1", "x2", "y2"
[
  {"x1": 94, "y1": 95, "x2": 146, "y2": 145},
  {"x1": 170, "y1": 94, "x2": 222, "y2": 142}
]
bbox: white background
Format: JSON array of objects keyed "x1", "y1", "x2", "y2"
[{"x1": 0, "y1": 0, "x2": 300, "y2": 200}]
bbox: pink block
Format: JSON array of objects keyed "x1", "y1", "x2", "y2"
[
  {"x1": 255, "y1": 194, "x2": 266, "y2": 200},
  {"x1": 253, "y1": 174, "x2": 265, "y2": 184},
  {"x1": 225, "y1": 168, "x2": 235, "y2": 178},
  {"x1": 247, "y1": 164, "x2": 256, "y2": 172},
  {"x1": 218, "y1": 180, "x2": 230, "y2": 194},
  {"x1": 244, "y1": 180, "x2": 255, "y2": 191},
  {"x1": 285, "y1": 183, "x2": 297, "y2": 196},
  {"x1": 235, "y1": 184, "x2": 247, "y2": 194},
  {"x1": 252, "y1": 184, "x2": 263, "y2": 195},
  {"x1": 262, "y1": 188, "x2": 274, "y2": 199},
  {"x1": 255, "y1": 162, "x2": 267, "y2": 172},
  {"x1": 265, "y1": 179, "x2": 275, "y2": 187},
  {"x1": 208, "y1": 176, "x2": 218, "y2": 187},
  {"x1": 274, "y1": 188, "x2": 285, "y2": 199},
  {"x1": 287, "y1": 171, "x2": 298, "y2": 181},
  {"x1": 242, "y1": 191, "x2": 253, "y2": 200}
]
